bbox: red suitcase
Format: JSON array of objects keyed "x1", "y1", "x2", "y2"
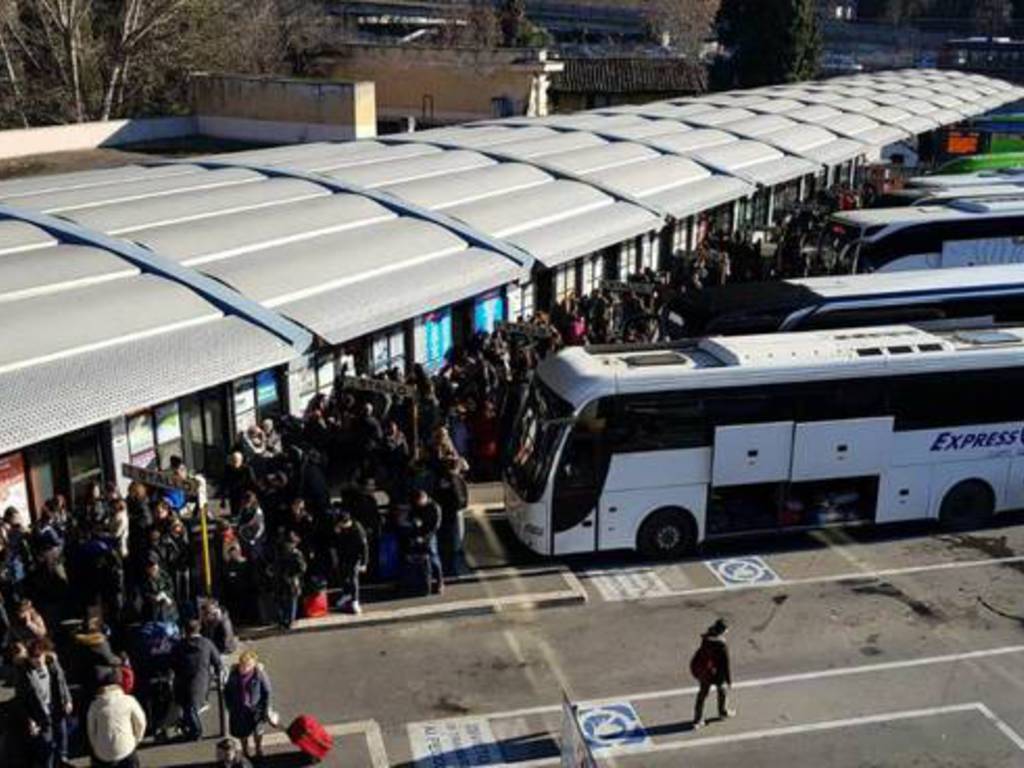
[{"x1": 287, "y1": 714, "x2": 333, "y2": 762}]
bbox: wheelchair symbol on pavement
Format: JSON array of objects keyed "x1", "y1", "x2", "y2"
[
  {"x1": 707, "y1": 556, "x2": 781, "y2": 587},
  {"x1": 576, "y1": 703, "x2": 649, "y2": 750}
]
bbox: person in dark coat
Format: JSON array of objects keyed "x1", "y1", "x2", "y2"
[
  {"x1": 15, "y1": 638, "x2": 72, "y2": 768},
  {"x1": 434, "y1": 458, "x2": 469, "y2": 576},
  {"x1": 224, "y1": 651, "x2": 272, "y2": 759},
  {"x1": 172, "y1": 619, "x2": 223, "y2": 741},
  {"x1": 409, "y1": 490, "x2": 444, "y2": 594},
  {"x1": 222, "y1": 452, "x2": 259, "y2": 517},
  {"x1": 136, "y1": 557, "x2": 178, "y2": 624},
  {"x1": 692, "y1": 618, "x2": 736, "y2": 728},
  {"x1": 272, "y1": 533, "x2": 306, "y2": 630},
  {"x1": 200, "y1": 599, "x2": 238, "y2": 655},
  {"x1": 330, "y1": 510, "x2": 368, "y2": 614}
]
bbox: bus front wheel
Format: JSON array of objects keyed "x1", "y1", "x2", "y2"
[
  {"x1": 637, "y1": 508, "x2": 696, "y2": 560},
  {"x1": 939, "y1": 479, "x2": 995, "y2": 531}
]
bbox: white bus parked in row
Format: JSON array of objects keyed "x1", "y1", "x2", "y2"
[
  {"x1": 820, "y1": 198, "x2": 1024, "y2": 273},
  {"x1": 505, "y1": 325, "x2": 1024, "y2": 558}
]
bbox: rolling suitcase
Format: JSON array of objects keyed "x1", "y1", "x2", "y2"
[{"x1": 287, "y1": 713, "x2": 333, "y2": 762}]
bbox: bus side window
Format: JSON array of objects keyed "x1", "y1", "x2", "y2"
[{"x1": 606, "y1": 394, "x2": 710, "y2": 452}]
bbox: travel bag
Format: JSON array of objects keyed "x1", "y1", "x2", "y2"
[{"x1": 287, "y1": 713, "x2": 333, "y2": 762}]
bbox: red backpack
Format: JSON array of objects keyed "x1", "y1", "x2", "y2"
[{"x1": 689, "y1": 642, "x2": 717, "y2": 682}]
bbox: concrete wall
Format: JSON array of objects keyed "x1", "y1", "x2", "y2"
[
  {"x1": 0, "y1": 116, "x2": 196, "y2": 160},
  {"x1": 317, "y1": 45, "x2": 561, "y2": 125},
  {"x1": 191, "y1": 73, "x2": 377, "y2": 142}
]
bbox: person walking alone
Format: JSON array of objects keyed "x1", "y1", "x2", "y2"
[{"x1": 690, "y1": 618, "x2": 736, "y2": 729}]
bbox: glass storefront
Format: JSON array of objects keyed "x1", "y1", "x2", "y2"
[{"x1": 127, "y1": 387, "x2": 228, "y2": 482}]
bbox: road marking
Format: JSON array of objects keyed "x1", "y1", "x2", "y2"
[
  {"x1": 509, "y1": 702, "x2": 1024, "y2": 766},
  {"x1": 408, "y1": 717, "x2": 504, "y2": 767},
  {"x1": 583, "y1": 553, "x2": 1024, "y2": 603},
  {"x1": 265, "y1": 719, "x2": 389, "y2": 768},
  {"x1": 576, "y1": 703, "x2": 649, "y2": 751},
  {"x1": 588, "y1": 568, "x2": 673, "y2": 601},
  {"x1": 707, "y1": 556, "x2": 781, "y2": 587},
  {"x1": 407, "y1": 642, "x2": 1024, "y2": 727}
]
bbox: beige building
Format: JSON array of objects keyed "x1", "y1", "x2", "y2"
[
  {"x1": 314, "y1": 44, "x2": 563, "y2": 127},
  {"x1": 190, "y1": 72, "x2": 377, "y2": 143}
]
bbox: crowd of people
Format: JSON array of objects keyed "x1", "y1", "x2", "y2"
[{"x1": 0, "y1": 179, "x2": 875, "y2": 766}]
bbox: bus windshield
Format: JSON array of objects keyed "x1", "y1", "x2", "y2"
[
  {"x1": 506, "y1": 379, "x2": 574, "y2": 503},
  {"x1": 818, "y1": 221, "x2": 863, "y2": 272}
]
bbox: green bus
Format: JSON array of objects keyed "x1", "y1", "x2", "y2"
[{"x1": 937, "y1": 151, "x2": 1024, "y2": 175}]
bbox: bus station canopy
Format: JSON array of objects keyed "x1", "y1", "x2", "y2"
[{"x1": 0, "y1": 68, "x2": 1020, "y2": 453}]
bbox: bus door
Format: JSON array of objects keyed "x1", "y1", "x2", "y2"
[
  {"x1": 707, "y1": 422, "x2": 795, "y2": 535},
  {"x1": 551, "y1": 404, "x2": 610, "y2": 554}
]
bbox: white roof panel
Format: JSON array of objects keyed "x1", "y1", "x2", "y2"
[
  {"x1": 511, "y1": 203, "x2": 660, "y2": 267},
  {"x1": 0, "y1": 275, "x2": 219, "y2": 372},
  {"x1": 384, "y1": 163, "x2": 552, "y2": 210},
  {"x1": 645, "y1": 175, "x2": 755, "y2": 219},
  {"x1": 66, "y1": 177, "x2": 328, "y2": 234},
  {"x1": 646, "y1": 129, "x2": 738, "y2": 155},
  {"x1": 0, "y1": 245, "x2": 137, "y2": 303},
  {"x1": 586, "y1": 156, "x2": 710, "y2": 197},
  {"x1": 321, "y1": 150, "x2": 494, "y2": 188},
  {"x1": 282, "y1": 247, "x2": 523, "y2": 344},
  {"x1": 541, "y1": 142, "x2": 660, "y2": 175},
  {"x1": 0, "y1": 164, "x2": 201, "y2": 200},
  {"x1": 5, "y1": 167, "x2": 263, "y2": 213},
  {"x1": 719, "y1": 114, "x2": 799, "y2": 138},
  {"x1": 445, "y1": 180, "x2": 612, "y2": 238},
  {"x1": 494, "y1": 131, "x2": 608, "y2": 159},
  {"x1": 204, "y1": 217, "x2": 468, "y2": 305},
  {"x1": 0, "y1": 220, "x2": 58, "y2": 254},
  {"x1": 0, "y1": 316, "x2": 295, "y2": 456},
  {"x1": 132, "y1": 193, "x2": 394, "y2": 266}
]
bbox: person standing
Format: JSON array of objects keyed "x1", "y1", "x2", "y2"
[
  {"x1": 409, "y1": 490, "x2": 444, "y2": 595},
  {"x1": 330, "y1": 510, "x2": 368, "y2": 614},
  {"x1": 172, "y1": 619, "x2": 223, "y2": 741},
  {"x1": 224, "y1": 651, "x2": 272, "y2": 760},
  {"x1": 690, "y1": 618, "x2": 736, "y2": 729},
  {"x1": 434, "y1": 458, "x2": 468, "y2": 577},
  {"x1": 272, "y1": 532, "x2": 307, "y2": 630},
  {"x1": 86, "y1": 669, "x2": 147, "y2": 768},
  {"x1": 16, "y1": 639, "x2": 72, "y2": 768}
]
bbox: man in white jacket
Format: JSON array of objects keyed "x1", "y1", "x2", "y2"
[{"x1": 87, "y1": 670, "x2": 147, "y2": 768}]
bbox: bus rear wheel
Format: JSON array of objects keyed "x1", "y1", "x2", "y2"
[
  {"x1": 939, "y1": 479, "x2": 995, "y2": 531},
  {"x1": 637, "y1": 508, "x2": 696, "y2": 560}
]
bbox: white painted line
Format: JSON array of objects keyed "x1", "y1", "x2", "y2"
[
  {"x1": 512, "y1": 702, "x2": 1023, "y2": 766},
  {"x1": 976, "y1": 702, "x2": 1024, "y2": 754},
  {"x1": 588, "y1": 569, "x2": 672, "y2": 602},
  {"x1": 406, "y1": 643, "x2": 1024, "y2": 727},
  {"x1": 265, "y1": 718, "x2": 389, "y2": 766},
  {"x1": 598, "y1": 553, "x2": 1024, "y2": 602}
]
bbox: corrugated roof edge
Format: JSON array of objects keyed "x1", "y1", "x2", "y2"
[
  {"x1": 0, "y1": 204, "x2": 314, "y2": 352},
  {"x1": 146, "y1": 158, "x2": 535, "y2": 272}
]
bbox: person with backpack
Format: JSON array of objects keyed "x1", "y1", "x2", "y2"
[{"x1": 689, "y1": 618, "x2": 736, "y2": 729}]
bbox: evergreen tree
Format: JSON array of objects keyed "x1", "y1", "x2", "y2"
[{"x1": 717, "y1": 0, "x2": 821, "y2": 88}]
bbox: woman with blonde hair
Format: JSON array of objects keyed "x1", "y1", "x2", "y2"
[{"x1": 223, "y1": 650, "x2": 272, "y2": 759}]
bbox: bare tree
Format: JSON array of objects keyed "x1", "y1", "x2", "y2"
[
  {"x1": 30, "y1": 0, "x2": 92, "y2": 121},
  {"x1": 0, "y1": 0, "x2": 29, "y2": 126},
  {"x1": 646, "y1": 0, "x2": 722, "y2": 57},
  {"x1": 101, "y1": 0, "x2": 187, "y2": 120}
]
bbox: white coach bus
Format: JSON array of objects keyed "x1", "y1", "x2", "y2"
[
  {"x1": 819, "y1": 198, "x2": 1024, "y2": 273},
  {"x1": 504, "y1": 325, "x2": 1024, "y2": 558}
]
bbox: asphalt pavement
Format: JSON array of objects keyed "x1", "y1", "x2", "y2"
[{"x1": 100, "y1": 507, "x2": 1024, "y2": 766}]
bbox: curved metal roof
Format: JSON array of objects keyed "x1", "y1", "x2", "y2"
[{"x1": 0, "y1": 68, "x2": 1019, "y2": 455}]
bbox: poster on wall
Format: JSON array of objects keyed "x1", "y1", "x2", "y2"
[
  {"x1": 233, "y1": 379, "x2": 257, "y2": 434},
  {"x1": 0, "y1": 453, "x2": 30, "y2": 525},
  {"x1": 418, "y1": 309, "x2": 453, "y2": 373},
  {"x1": 474, "y1": 292, "x2": 505, "y2": 334},
  {"x1": 256, "y1": 370, "x2": 279, "y2": 407},
  {"x1": 155, "y1": 403, "x2": 181, "y2": 445},
  {"x1": 127, "y1": 412, "x2": 157, "y2": 468}
]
